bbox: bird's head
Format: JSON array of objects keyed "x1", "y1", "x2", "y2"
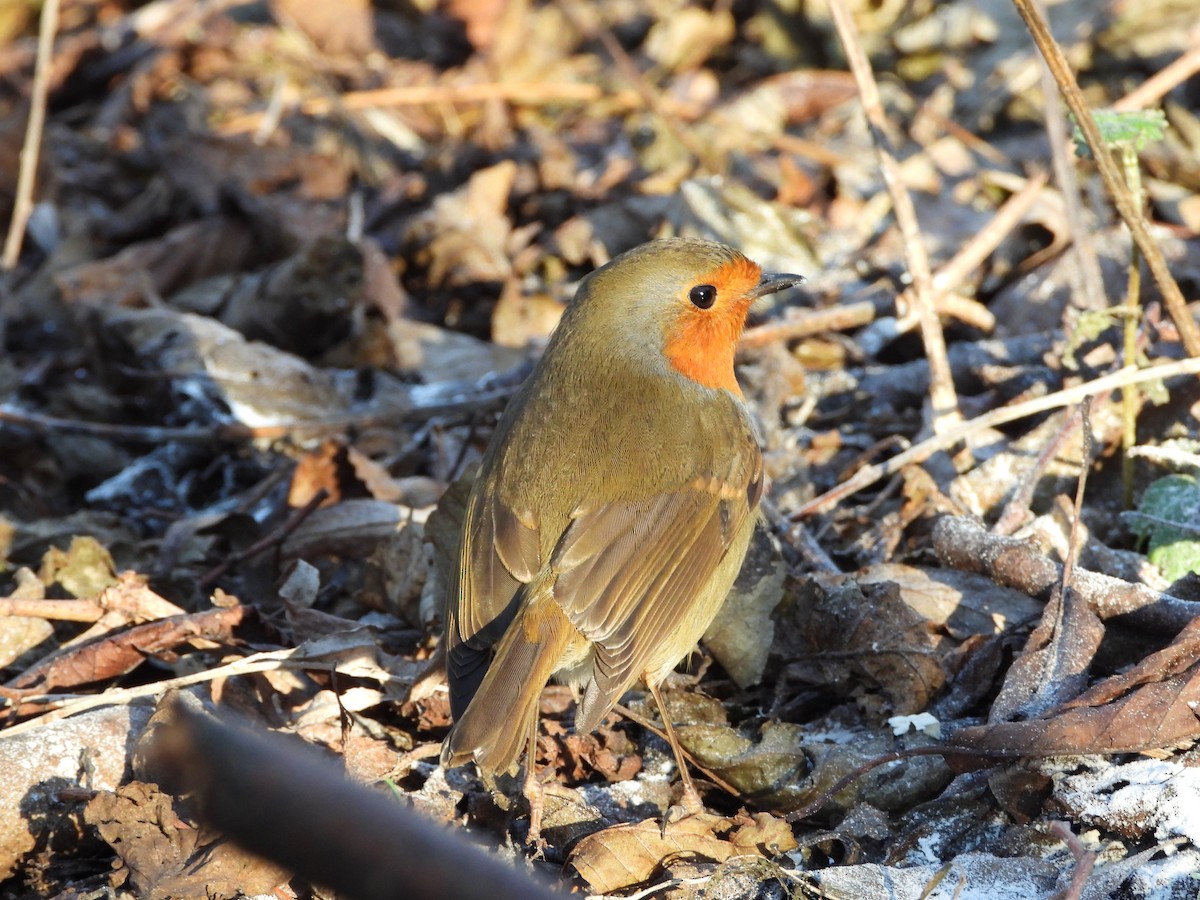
[{"x1": 568, "y1": 238, "x2": 804, "y2": 395}]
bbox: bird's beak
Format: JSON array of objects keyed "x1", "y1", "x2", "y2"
[{"x1": 746, "y1": 272, "x2": 805, "y2": 301}]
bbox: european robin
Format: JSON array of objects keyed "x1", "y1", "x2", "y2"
[{"x1": 441, "y1": 238, "x2": 802, "y2": 831}]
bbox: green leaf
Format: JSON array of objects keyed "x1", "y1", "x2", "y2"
[
  {"x1": 1072, "y1": 109, "x2": 1167, "y2": 157},
  {"x1": 1129, "y1": 474, "x2": 1200, "y2": 581}
]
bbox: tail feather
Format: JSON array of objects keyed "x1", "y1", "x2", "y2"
[{"x1": 441, "y1": 598, "x2": 573, "y2": 775}]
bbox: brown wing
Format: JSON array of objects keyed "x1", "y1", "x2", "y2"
[
  {"x1": 552, "y1": 448, "x2": 763, "y2": 731},
  {"x1": 444, "y1": 480, "x2": 542, "y2": 719}
]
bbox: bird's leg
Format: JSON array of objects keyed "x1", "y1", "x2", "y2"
[
  {"x1": 522, "y1": 715, "x2": 548, "y2": 856},
  {"x1": 648, "y1": 682, "x2": 705, "y2": 817}
]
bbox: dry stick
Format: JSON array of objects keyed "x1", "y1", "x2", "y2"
[
  {"x1": 0, "y1": 628, "x2": 412, "y2": 739},
  {"x1": 885, "y1": 170, "x2": 1051, "y2": 337},
  {"x1": 1060, "y1": 397, "x2": 1093, "y2": 594},
  {"x1": 1034, "y1": 1, "x2": 1107, "y2": 313},
  {"x1": 740, "y1": 174, "x2": 1047, "y2": 349},
  {"x1": 1011, "y1": 0, "x2": 1200, "y2": 357},
  {"x1": 761, "y1": 498, "x2": 841, "y2": 574},
  {"x1": 740, "y1": 300, "x2": 878, "y2": 349},
  {"x1": 773, "y1": 132, "x2": 856, "y2": 168},
  {"x1": 918, "y1": 107, "x2": 1010, "y2": 167},
  {"x1": 1112, "y1": 42, "x2": 1200, "y2": 112},
  {"x1": 1127, "y1": 444, "x2": 1200, "y2": 469},
  {"x1": 826, "y1": 0, "x2": 960, "y2": 433},
  {"x1": 992, "y1": 402, "x2": 1086, "y2": 535},
  {"x1": 0, "y1": 387, "x2": 515, "y2": 445},
  {"x1": 2, "y1": 0, "x2": 59, "y2": 269},
  {"x1": 220, "y1": 82, "x2": 649, "y2": 134},
  {"x1": 789, "y1": 356, "x2": 1200, "y2": 518},
  {"x1": 931, "y1": 171, "x2": 1050, "y2": 297},
  {"x1": 0, "y1": 598, "x2": 106, "y2": 622},
  {"x1": 197, "y1": 489, "x2": 329, "y2": 589},
  {"x1": 1049, "y1": 821, "x2": 1097, "y2": 900},
  {"x1": 611, "y1": 701, "x2": 745, "y2": 802},
  {"x1": 740, "y1": 291, "x2": 995, "y2": 350},
  {"x1": 934, "y1": 514, "x2": 1196, "y2": 635}
]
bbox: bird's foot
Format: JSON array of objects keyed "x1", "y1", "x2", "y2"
[
  {"x1": 660, "y1": 784, "x2": 707, "y2": 836},
  {"x1": 523, "y1": 764, "x2": 548, "y2": 858}
]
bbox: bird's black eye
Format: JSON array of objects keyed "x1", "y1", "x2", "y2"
[{"x1": 689, "y1": 284, "x2": 717, "y2": 309}]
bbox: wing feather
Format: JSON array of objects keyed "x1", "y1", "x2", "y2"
[
  {"x1": 445, "y1": 482, "x2": 542, "y2": 717},
  {"x1": 551, "y1": 443, "x2": 761, "y2": 730}
]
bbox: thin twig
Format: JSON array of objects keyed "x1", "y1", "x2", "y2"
[
  {"x1": 1049, "y1": 821, "x2": 1097, "y2": 900},
  {"x1": 790, "y1": 356, "x2": 1200, "y2": 518},
  {"x1": 0, "y1": 598, "x2": 105, "y2": 622},
  {"x1": 740, "y1": 301, "x2": 878, "y2": 348},
  {"x1": 1011, "y1": 0, "x2": 1200, "y2": 356},
  {"x1": 220, "y1": 81, "x2": 652, "y2": 134},
  {"x1": 1112, "y1": 42, "x2": 1200, "y2": 112},
  {"x1": 1127, "y1": 444, "x2": 1200, "y2": 469},
  {"x1": 1060, "y1": 397, "x2": 1092, "y2": 592},
  {"x1": 740, "y1": 288, "x2": 996, "y2": 349},
  {"x1": 1034, "y1": 0, "x2": 1107, "y2": 313},
  {"x1": 827, "y1": 0, "x2": 960, "y2": 432},
  {"x1": 611, "y1": 702, "x2": 746, "y2": 803},
  {"x1": 931, "y1": 171, "x2": 1049, "y2": 295},
  {"x1": 992, "y1": 403, "x2": 1085, "y2": 535},
  {"x1": 761, "y1": 499, "x2": 841, "y2": 574},
  {"x1": 197, "y1": 489, "x2": 329, "y2": 589},
  {"x1": 0, "y1": 387, "x2": 514, "y2": 445},
  {"x1": 2, "y1": 0, "x2": 59, "y2": 269}
]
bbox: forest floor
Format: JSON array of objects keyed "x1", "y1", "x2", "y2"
[{"x1": 2, "y1": 0, "x2": 1200, "y2": 898}]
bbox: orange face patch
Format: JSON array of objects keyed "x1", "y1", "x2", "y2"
[{"x1": 663, "y1": 256, "x2": 762, "y2": 394}]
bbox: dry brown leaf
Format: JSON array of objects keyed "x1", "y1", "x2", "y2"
[
  {"x1": 0, "y1": 705, "x2": 152, "y2": 880},
  {"x1": 490, "y1": 277, "x2": 564, "y2": 348},
  {"x1": 570, "y1": 810, "x2": 798, "y2": 894},
  {"x1": 39, "y1": 535, "x2": 118, "y2": 599},
  {"x1": 0, "y1": 616, "x2": 52, "y2": 669},
  {"x1": 3, "y1": 605, "x2": 253, "y2": 699},
  {"x1": 952, "y1": 616, "x2": 1200, "y2": 758},
  {"x1": 362, "y1": 521, "x2": 429, "y2": 623},
  {"x1": 445, "y1": 0, "x2": 509, "y2": 51},
  {"x1": 56, "y1": 218, "x2": 262, "y2": 308},
  {"x1": 855, "y1": 562, "x2": 1042, "y2": 640},
  {"x1": 270, "y1": 0, "x2": 375, "y2": 55},
  {"x1": 171, "y1": 235, "x2": 365, "y2": 360},
  {"x1": 386, "y1": 316, "x2": 525, "y2": 381},
  {"x1": 99, "y1": 307, "x2": 355, "y2": 425},
  {"x1": 953, "y1": 666, "x2": 1200, "y2": 758},
  {"x1": 782, "y1": 575, "x2": 950, "y2": 714},
  {"x1": 288, "y1": 440, "x2": 345, "y2": 508},
  {"x1": 727, "y1": 812, "x2": 799, "y2": 856},
  {"x1": 553, "y1": 722, "x2": 642, "y2": 784},
  {"x1": 85, "y1": 781, "x2": 290, "y2": 899},
  {"x1": 280, "y1": 499, "x2": 410, "y2": 559},
  {"x1": 412, "y1": 160, "x2": 526, "y2": 286},
  {"x1": 989, "y1": 584, "x2": 1104, "y2": 723},
  {"x1": 643, "y1": 7, "x2": 735, "y2": 73},
  {"x1": 345, "y1": 446, "x2": 444, "y2": 509},
  {"x1": 1061, "y1": 616, "x2": 1200, "y2": 710},
  {"x1": 569, "y1": 814, "x2": 735, "y2": 894}
]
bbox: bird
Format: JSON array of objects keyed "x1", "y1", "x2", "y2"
[{"x1": 440, "y1": 238, "x2": 803, "y2": 837}]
